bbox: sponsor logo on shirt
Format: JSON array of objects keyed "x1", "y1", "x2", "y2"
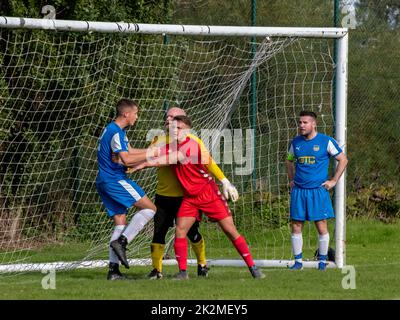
[{"x1": 298, "y1": 156, "x2": 316, "y2": 164}]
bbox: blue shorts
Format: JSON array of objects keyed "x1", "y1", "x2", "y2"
[
  {"x1": 96, "y1": 179, "x2": 146, "y2": 217},
  {"x1": 290, "y1": 186, "x2": 334, "y2": 221}
]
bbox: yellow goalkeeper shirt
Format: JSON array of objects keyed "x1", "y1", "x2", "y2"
[{"x1": 153, "y1": 134, "x2": 226, "y2": 197}]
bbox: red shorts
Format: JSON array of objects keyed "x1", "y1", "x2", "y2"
[{"x1": 177, "y1": 182, "x2": 232, "y2": 222}]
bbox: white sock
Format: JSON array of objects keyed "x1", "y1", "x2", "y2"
[
  {"x1": 291, "y1": 233, "x2": 303, "y2": 262},
  {"x1": 122, "y1": 209, "x2": 155, "y2": 243},
  {"x1": 318, "y1": 233, "x2": 330, "y2": 259},
  {"x1": 109, "y1": 225, "x2": 125, "y2": 264}
]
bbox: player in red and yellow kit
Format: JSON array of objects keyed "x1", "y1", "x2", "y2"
[
  {"x1": 132, "y1": 115, "x2": 265, "y2": 279},
  {"x1": 145, "y1": 107, "x2": 238, "y2": 279}
]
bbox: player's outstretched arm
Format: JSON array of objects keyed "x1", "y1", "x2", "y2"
[
  {"x1": 118, "y1": 146, "x2": 159, "y2": 167},
  {"x1": 127, "y1": 150, "x2": 184, "y2": 173},
  {"x1": 193, "y1": 135, "x2": 239, "y2": 202},
  {"x1": 128, "y1": 143, "x2": 160, "y2": 155}
]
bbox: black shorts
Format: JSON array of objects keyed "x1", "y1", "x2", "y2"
[{"x1": 154, "y1": 194, "x2": 183, "y2": 229}]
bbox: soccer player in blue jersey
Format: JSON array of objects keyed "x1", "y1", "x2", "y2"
[
  {"x1": 96, "y1": 98, "x2": 158, "y2": 280},
  {"x1": 286, "y1": 111, "x2": 348, "y2": 271}
]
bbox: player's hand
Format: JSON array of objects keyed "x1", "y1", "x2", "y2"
[
  {"x1": 288, "y1": 180, "x2": 295, "y2": 192},
  {"x1": 147, "y1": 146, "x2": 160, "y2": 159},
  {"x1": 126, "y1": 162, "x2": 147, "y2": 173},
  {"x1": 321, "y1": 179, "x2": 336, "y2": 191},
  {"x1": 221, "y1": 178, "x2": 239, "y2": 202},
  {"x1": 111, "y1": 153, "x2": 123, "y2": 164},
  {"x1": 126, "y1": 167, "x2": 135, "y2": 173}
]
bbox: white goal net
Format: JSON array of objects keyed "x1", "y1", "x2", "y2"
[{"x1": 0, "y1": 18, "x2": 348, "y2": 272}]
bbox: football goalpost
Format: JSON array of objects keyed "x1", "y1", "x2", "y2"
[{"x1": 0, "y1": 17, "x2": 348, "y2": 273}]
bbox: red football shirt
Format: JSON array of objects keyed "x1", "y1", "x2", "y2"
[{"x1": 170, "y1": 136, "x2": 215, "y2": 197}]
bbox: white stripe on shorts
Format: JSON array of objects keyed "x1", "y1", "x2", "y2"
[{"x1": 118, "y1": 180, "x2": 142, "y2": 201}]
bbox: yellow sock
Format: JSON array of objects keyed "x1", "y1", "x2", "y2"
[
  {"x1": 150, "y1": 243, "x2": 165, "y2": 272},
  {"x1": 191, "y1": 238, "x2": 206, "y2": 266}
]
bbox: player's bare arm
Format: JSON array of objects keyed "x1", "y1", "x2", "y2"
[
  {"x1": 128, "y1": 149, "x2": 185, "y2": 173},
  {"x1": 112, "y1": 144, "x2": 159, "y2": 166},
  {"x1": 321, "y1": 152, "x2": 348, "y2": 190},
  {"x1": 118, "y1": 148, "x2": 158, "y2": 167},
  {"x1": 128, "y1": 143, "x2": 159, "y2": 156},
  {"x1": 285, "y1": 159, "x2": 295, "y2": 189}
]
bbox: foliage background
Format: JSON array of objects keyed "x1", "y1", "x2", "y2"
[
  {"x1": 0, "y1": 0, "x2": 399, "y2": 254},
  {"x1": 172, "y1": 0, "x2": 400, "y2": 207}
]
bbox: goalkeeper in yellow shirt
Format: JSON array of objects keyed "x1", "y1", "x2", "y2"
[{"x1": 146, "y1": 107, "x2": 239, "y2": 279}]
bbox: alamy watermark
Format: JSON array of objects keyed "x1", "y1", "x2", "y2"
[
  {"x1": 341, "y1": 265, "x2": 356, "y2": 289},
  {"x1": 146, "y1": 127, "x2": 255, "y2": 176},
  {"x1": 41, "y1": 5, "x2": 56, "y2": 19},
  {"x1": 341, "y1": 4, "x2": 357, "y2": 29},
  {"x1": 41, "y1": 269, "x2": 56, "y2": 289}
]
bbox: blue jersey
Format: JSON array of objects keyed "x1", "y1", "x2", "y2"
[
  {"x1": 287, "y1": 133, "x2": 342, "y2": 188},
  {"x1": 96, "y1": 122, "x2": 129, "y2": 184}
]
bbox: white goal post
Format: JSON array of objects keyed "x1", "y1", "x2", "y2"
[{"x1": 0, "y1": 17, "x2": 348, "y2": 272}]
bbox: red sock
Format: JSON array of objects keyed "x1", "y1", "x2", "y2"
[
  {"x1": 174, "y1": 237, "x2": 188, "y2": 271},
  {"x1": 232, "y1": 235, "x2": 255, "y2": 267}
]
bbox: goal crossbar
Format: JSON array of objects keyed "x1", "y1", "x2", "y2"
[{"x1": 0, "y1": 16, "x2": 348, "y2": 38}]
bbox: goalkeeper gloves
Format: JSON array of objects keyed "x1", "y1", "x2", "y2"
[{"x1": 221, "y1": 178, "x2": 239, "y2": 202}]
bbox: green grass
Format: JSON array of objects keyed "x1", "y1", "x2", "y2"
[{"x1": 1, "y1": 219, "x2": 400, "y2": 300}]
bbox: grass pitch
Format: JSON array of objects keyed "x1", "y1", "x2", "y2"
[{"x1": 0, "y1": 219, "x2": 399, "y2": 300}]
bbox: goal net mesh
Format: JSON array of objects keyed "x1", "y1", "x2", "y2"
[{"x1": 0, "y1": 28, "x2": 335, "y2": 271}]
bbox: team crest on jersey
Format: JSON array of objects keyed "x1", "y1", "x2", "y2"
[{"x1": 313, "y1": 145, "x2": 320, "y2": 152}]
